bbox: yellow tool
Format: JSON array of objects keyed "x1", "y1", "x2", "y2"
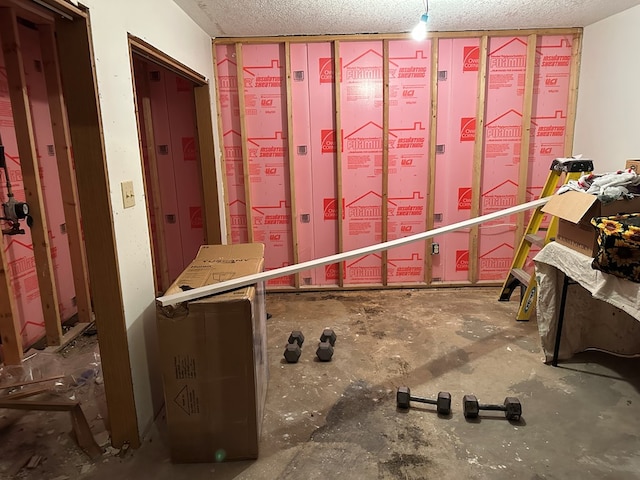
[{"x1": 499, "y1": 158, "x2": 594, "y2": 321}]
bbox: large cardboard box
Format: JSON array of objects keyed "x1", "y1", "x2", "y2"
[
  {"x1": 156, "y1": 243, "x2": 267, "y2": 463},
  {"x1": 542, "y1": 191, "x2": 640, "y2": 256}
]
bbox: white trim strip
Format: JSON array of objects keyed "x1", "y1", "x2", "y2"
[{"x1": 157, "y1": 197, "x2": 550, "y2": 306}]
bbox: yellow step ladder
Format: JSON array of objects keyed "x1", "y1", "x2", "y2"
[{"x1": 499, "y1": 158, "x2": 594, "y2": 321}]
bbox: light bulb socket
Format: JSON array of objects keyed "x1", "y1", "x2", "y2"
[{"x1": 420, "y1": 13, "x2": 429, "y2": 23}]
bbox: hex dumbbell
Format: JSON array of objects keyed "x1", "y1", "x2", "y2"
[
  {"x1": 283, "y1": 331, "x2": 304, "y2": 363},
  {"x1": 462, "y1": 394, "x2": 522, "y2": 421},
  {"x1": 316, "y1": 328, "x2": 336, "y2": 362},
  {"x1": 396, "y1": 386, "x2": 452, "y2": 415}
]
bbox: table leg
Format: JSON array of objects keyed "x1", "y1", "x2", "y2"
[{"x1": 552, "y1": 273, "x2": 570, "y2": 366}]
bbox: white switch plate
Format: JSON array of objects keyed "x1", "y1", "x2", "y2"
[{"x1": 121, "y1": 181, "x2": 135, "y2": 208}]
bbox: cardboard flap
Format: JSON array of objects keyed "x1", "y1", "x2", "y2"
[
  {"x1": 542, "y1": 191, "x2": 598, "y2": 224},
  {"x1": 163, "y1": 243, "x2": 265, "y2": 297}
]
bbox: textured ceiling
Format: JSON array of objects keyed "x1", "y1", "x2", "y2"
[{"x1": 174, "y1": 0, "x2": 640, "y2": 37}]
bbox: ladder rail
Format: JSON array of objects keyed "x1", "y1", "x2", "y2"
[{"x1": 499, "y1": 159, "x2": 593, "y2": 321}]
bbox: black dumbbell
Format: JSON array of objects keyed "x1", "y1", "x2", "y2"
[
  {"x1": 462, "y1": 394, "x2": 522, "y2": 421},
  {"x1": 283, "y1": 331, "x2": 304, "y2": 363},
  {"x1": 316, "y1": 328, "x2": 336, "y2": 362},
  {"x1": 320, "y1": 328, "x2": 337, "y2": 346},
  {"x1": 396, "y1": 386, "x2": 452, "y2": 415}
]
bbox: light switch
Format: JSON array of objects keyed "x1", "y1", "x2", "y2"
[{"x1": 121, "y1": 181, "x2": 135, "y2": 208}]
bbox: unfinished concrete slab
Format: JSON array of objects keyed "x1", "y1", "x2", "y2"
[{"x1": 1, "y1": 287, "x2": 639, "y2": 479}]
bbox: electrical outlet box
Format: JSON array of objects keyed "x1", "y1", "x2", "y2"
[{"x1": 121, "y1": 181, "x2": 135, "y2": 208}]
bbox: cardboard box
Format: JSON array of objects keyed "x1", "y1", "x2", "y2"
[
  {"x1": 542, "y1": 191, "x2": 640, "y2": 256},
  {"x1": 626, "y1": 159, "x2": 640, "y2": 172},
  {"x1": 156, "y1": 243, "x2": 267, "y2": 463}
]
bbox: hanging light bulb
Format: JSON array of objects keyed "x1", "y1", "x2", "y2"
[
  {"x1": 411, "y1": 0, "x2": 429, "y2": 41},
  {"x1": 411, "y1": 13, "x2": 429, "y2": 40}
]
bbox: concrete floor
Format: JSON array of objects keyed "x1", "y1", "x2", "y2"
[{"x1": 2, "y1": 287, "x2": 640, "y2": 479}]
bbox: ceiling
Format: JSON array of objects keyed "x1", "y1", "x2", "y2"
[{"x1": 173, "y1": 0, "x2": 640, "y2": 38}]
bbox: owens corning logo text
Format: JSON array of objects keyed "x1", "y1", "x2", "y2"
[
  {"x1": 319, "y1": 58, "x2": 336, "y2": 83},
  {"x1": 463, "y1": 46, "x2": 479, "y2": 72},
  {"x1": 190, "y1": 207, "x2": 202, "y2": 229},
  {"x1": 458, "y1": 188, "x2": 472, "y2": 210},
  {"x1": 182, "y1": 138, "x2": 196, "y2": 161},
  {"x1": 455, "y1": 250, "x2": 469, "y2": 271},
  {"x1": 460, "y1": 118, "x2": 475, "y2": 142},
  {"x1": 325, "y1": 263, "x2": 341, "y2": 280},
  {"x1": 321, "y1": 130, "x2": 337, "y2": 153}
]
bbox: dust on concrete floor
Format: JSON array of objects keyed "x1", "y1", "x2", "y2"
[{"x1": 2, "y1": 287, "x2": 640, "y2": 479}]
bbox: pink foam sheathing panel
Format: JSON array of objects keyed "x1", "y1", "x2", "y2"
[
  {"x1": 20, "y1": 25, "x2": 76, "y2": 324},
  {"x1": 216, "y1": 37, "x2": 573, "y2": 288},
  {"x1": 433, "y1": 38, "x2": 480, "y2": 282},
  {"x1": 145, "y1": 64, "x2": 204, "y2": 283},
  {"x1": 0, "y1": 25, "x2": 79, "y2": 347},
  {"x1": 288, "y1": 43, "x2": 316, "y2": 285},
  {"x1": 529, "y1": 36, "x2": 573, "y2": 192},
  {"x1": 133, "y1": 60, "x2": 163, "y2": 289},
  {"x1": 306, "y1": 42, "x2": 339, "y2": 286},
  {"x1": 386, "y1": 40, "x2": 431, "y2": 284},
  {"x1": 339, "y1": 41, "x2": 384, "y2": 285},
  {"x1": 479, "y1": 37, "x2": 528, "y2": 281},
  {"x1": 216, "y1": 45, "x2": 249, "y2": 244},
  {"x1": 241, "y1": 44, "x2": 294, "y2": 287}
]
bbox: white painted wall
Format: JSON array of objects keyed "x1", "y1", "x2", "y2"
[
  {"x1": 573, "y1": 5, "x2": 640, "y2": 172},
  {"x1": 79, "y1": 0, "x2": 223, "y2": 435}
]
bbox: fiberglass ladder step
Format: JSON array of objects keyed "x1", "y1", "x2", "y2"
[{"x1": 499, "y1": 158, "x2": 594, "y2": 321}]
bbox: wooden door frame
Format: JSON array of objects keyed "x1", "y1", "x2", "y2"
[
  {"x1": 128, "y1": 34, "x2": 221, "y2": 253},
  {"x1": 51, "y1": 4, "x2": 139, "y2": 449}
]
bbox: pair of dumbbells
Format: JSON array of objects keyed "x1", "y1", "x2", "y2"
[
  {"x1": 283, "y1": 328, "x2": 337, "y2": 363},
  {"x1": 396, "y1": 387, "x2": 522, "y2": 421}
]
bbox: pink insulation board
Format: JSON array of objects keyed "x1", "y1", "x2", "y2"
[
  {"x1": 0, "y1": 24, "x2": 78, "y2": 347},
  {"x1": 530, "y1": 36, "x2": 573, "y2": 192},
  {"x1": 339, "y1": 41, "x2": 384, "y2": 285},
  {"x1": 144, "y1": 63, "x2": 204, "y2": 284},
  {"x1": 216, "y1": 36, "x2": 573, "y2": 288},
  {"x1": 386, "y1": 40, "x2": 431, "y2": 284},
  {"x1": 241, "y1": 44, "x2": 294, "y2": 287},
  {"x1": 216, "y1": 45, "x2": 248, "y2": 244},
  {"x1": 306, "y1": 43, "x2": 339, "y2": 286},
  {"x1": 479, "y1": 37, "x2": 528, "y2": 281},
  {"x1": 433, "y1": 38, "x2": 480, "y2": 282},
  {"x1": 288, "y1": 43, "x2": 316, "y2": 285}
]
